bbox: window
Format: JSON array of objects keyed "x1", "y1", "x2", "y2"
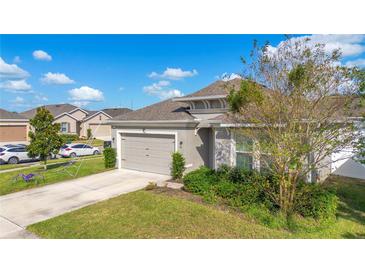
[
  {"x1": 209, "y1": 99, "x2": 222, "y2": 109},
  {"x1": 235, "y1": 133, "x2": 253, "y2": 170},
  {"x1": 99, "y1": 115, "x2": 102, "y2": 121},
  {"x1": 61, "y1": 122, "x2": 69, "y2": 133}
]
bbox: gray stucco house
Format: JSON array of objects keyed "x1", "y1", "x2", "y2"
[{"x1": 109, "y1": 78, "x2": 365, "y2": 180}]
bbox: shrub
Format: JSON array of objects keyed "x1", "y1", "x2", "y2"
[
  {"x1": 183, "y1": 166, "x2": 216, "y2": 194},
  {"x1": 294, "y1": 183, "x2": 338, "y2": 220},
  {"x1": 87, "y1": 128, "x2": 92, "y2": 139},
  {"x1": 60, "y1": 134, "x2": 79, "y2": 143},
  {"x1": 103, "y1": 148, "x2": 116, "y2": 168},
  {"x1": 214, "y1": 179, "x2": 238, "y2": 198},
  {"x1": 171, "y1": 152, "x2": 186, "y2": 180}
]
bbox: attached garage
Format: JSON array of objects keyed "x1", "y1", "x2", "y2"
[
  {"x1": 120, "y1": 132, "x2": 176, "y2": 174},
  {"x1": 0, "y1": 125, "x2": 27, "y2": 142}
]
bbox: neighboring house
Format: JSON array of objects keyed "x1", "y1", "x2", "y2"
[
  {"x1": 109, "y1": 79, "x2": 365, "y2": 180},
  {"x1": 0, "y1": 108, "x2": 29, "y2": 145},
  {"x1": 21, "y1": 104, "x2": 131, "y2": 141}
]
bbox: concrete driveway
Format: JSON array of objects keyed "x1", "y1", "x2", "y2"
[{"x1": 0, "y1": 169, "x2": 169, "y2": 239}]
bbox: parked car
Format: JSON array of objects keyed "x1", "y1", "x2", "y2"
[
  {"x1": 0, "y1": 146, "x2": 37, "y2": 164},
  {"x1": 59, "y1": 143, "x2": 100, "y2": 158}
]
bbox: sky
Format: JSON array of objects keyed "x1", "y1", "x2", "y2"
[{"x1": 1, "y1": 34, "x2": 365, "y2": 112}]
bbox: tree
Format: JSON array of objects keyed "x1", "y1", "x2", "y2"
[
  {"x1": 354, "y1": 69, "x2": 365, "y2": 164},
  {"x1": 27, "y1": 107, "x2": 64, "y2": 169},
  {"x1": 227, "y1": 37, "x2": 364, "y2": 213}
]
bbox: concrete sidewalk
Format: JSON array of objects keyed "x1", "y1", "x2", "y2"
[{"x1": 0, "y1": 169, "x2": 169, "y2": 239}]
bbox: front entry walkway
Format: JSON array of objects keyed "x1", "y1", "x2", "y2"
[{"x1": 0, "y1": 169, "x2": 169, "y2": 239}]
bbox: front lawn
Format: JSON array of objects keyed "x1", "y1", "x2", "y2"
[
  {"x1": 73, "y1": 139, "x2": 104, "y2": 147},
  {"x1": 27, "y1": 178, "x2": 365, "y2": 239},
  {"x1": 0, "y1": 157, "x2": 111, "y2": 196},
  {"x1": 27, "y1": 190, "x2": 289, "y2": 239}
]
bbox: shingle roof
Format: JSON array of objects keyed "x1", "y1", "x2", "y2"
[
  {"x1": 112, "y1": 79, "x2": 241, "y2": 121},
  {"x1": 0, "y1": 108, "x2": 28, "y2": 120},
  {"x1": 181, "y1": 78, "x2": 242, "y2": 98},
  {"x1": 102, "y1": 108, "x2": 132, "y2": 118},
  {"x1": 21, "y1": 104, "x2": 82, "y2": 118},
  {"x1": 112, "y1": 99, "x2": 193, "y2": 121}
]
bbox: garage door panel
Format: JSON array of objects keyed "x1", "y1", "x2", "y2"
[
  {"x1": 120, "y1": 133, "x2": 175, "y2": 175},
  {"x1": 0, "y1": 125, "x2": 27, "y2": 142}
]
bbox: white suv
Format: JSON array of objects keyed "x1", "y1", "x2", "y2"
[
  {"x1": 59, "y1": 143, "x2": 100, "y2": 158},
  {"x1": 0, "y1": 146, "x2": 37, "y2": 164}
]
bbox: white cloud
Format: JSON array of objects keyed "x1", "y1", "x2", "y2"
[
  {"x1": 68, "y1": 86, "x2": 104, "y2": 102},
  {"x1": 218, "y1": 72, "x2": 242, "y2": 82},
  {"x1": 0, "y1": 79, "x2": 32, "y2": 91},
  {"x1": 71, "y1": 101, "x2": 90, "y2": 107},
  {"x1": 148, "y1": 67, "x2": 198, "y2": 80},
  {"x1": 41, "y1": 72, "x2": 75, "y2": 85},
  {"x1": 33, "y1": 50, "x2": 52, "y2": 61},
  {"x1": 158, "y1": 89, "x2": 184, "y2": 99},
  {"x1": 143, "y1": 80, "x2": 183, "y2": 99},
  {"x1": 34, "y1": 94, "x2": 48, "y2": 102},
  {"x1": 0, "y1": 57, "x2": 30, "y2": 79},
  {"x1": 13, "y1": 56, "x2": 21, "y2": 63},
  {"x1": 345, "y1": 58, "x2": 365, "y2": 68},
  {"x1": 269, "y1": 35, "x2": 365, "y2": 57},
  {"x1": 11, "y1": 96, "x2": 25, "y2": 104}
]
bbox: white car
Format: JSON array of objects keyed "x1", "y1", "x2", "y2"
[
  {"x1": 0, "y1": 146, "x2": 37, "y2": 164},
  {"x1": 59, "y1": 143, "x2": 100, "y2": 158}
]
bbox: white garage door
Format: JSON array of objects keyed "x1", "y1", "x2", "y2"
[{"x1": 120, "y1": 133, "x2": 175, "y2": 174}]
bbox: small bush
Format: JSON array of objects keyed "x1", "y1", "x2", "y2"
[
  {"x1": 103, "y1": 148, "x2": 116, "y2": 168},
  {"x1": 171, "y1": 152, "x2": 186, "y2": 180},
  {"x1": 60, "y1": 134, "x2": 79, "y2": 143},
  {"x1": 294, "y1": 183, "x2": 338, "y2": 220},
  {"x1": 183, "y1": 166, "x2": 216, "y2": 194},
  {"x1": 87, "y1": 128, "x2": 92, "y2": 139}
]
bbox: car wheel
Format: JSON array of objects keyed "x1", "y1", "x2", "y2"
[
  {"x1": 93, "y1": 150, "x2": 100, "y2": 155},
  {"x1": 8, "y1": 157, "x2": 19, "y2": 164},
  {"x1": 70, "y1": 152, "x2": 77, "y2": 158}
]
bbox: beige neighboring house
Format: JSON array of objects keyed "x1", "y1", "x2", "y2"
[
  {"x1": 21, "y1": 104, "x2": 131, "y2": 141},
  {"x1": 0, "y1": 108, "x2": 29, "y2": 145}
]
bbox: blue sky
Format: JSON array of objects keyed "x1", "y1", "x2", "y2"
[{"x1": 1, "y1": 34, "x2": 364, "y2": 112}]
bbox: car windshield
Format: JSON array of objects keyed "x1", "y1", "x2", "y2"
[
  {"x1": 0, "y1": 147, "x2": 5, "y2": 152},
  {"x1": 61, "y1": 145, "x2": 69, "y2": 149}
]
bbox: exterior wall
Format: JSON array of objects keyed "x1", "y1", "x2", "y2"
[
  {"x1": 214, "y1": 127, "x2": 235, "y2": 169},
  {"x1": 70, "y1": 109, "x2": 87, "y2": 121},
  {"x1": 81, "y1": 113, "x2": 111, "y2": 140},
  {"x1": 54, "y1": 115, "x2": 78, "y2": 134},
  {"x1": 112, "y1": 125, "x2": 212, "y2": 173}
]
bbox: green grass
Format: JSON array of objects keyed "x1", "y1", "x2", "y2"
[
  {"x1": 0, "y1": 154, "x2": 102, "y2": 171},
  {"x1": 27, "y1": 176, "x2": 365, "y2": 239},
  {"x1": 0, "y1": 157, "x2": 111, "y2": 196},
  {"x1": 27, "y1": 191, "x2": 289, "y2": 239}
]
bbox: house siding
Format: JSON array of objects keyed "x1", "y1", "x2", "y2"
[
  {"x1": 54, "y1": 115, "x2": 78, "y2": 134},
  {"x1": 81, "y1": 113, "x2": 111, "y2": 139}
]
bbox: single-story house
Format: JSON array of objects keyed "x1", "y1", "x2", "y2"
[
  {"x1": 108, "y1": 79, "x2": 365, "y2": 180},
  {"x1": 0, "y1": 108, "x2": 29, "y2": 145},
  {"x1": 21, "y1": 104, "x2": 132, "y2": 141}
]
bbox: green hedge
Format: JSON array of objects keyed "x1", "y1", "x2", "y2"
[
  {"x1": 60, "y1": 134, "x2": 79, "y2": 143},
  {"x1": 103, "y1": 148, "x2": 116, "y2": 168},
  {"x1": 183, "y1": 166, "x2": 338, "y2": 221},
  {"x1": 171, "y1": 152, "x2": 186, "y2": 180}
]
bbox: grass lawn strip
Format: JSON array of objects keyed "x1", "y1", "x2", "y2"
[{"x1": 0, "y1": 157, "x2": 111, "y2": 196}]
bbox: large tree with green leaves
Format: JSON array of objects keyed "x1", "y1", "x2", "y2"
[
  {"x1": 27, "y1": 107, "x2": 64, "y2": 169},
  {"x1": 227, "y1": 37, "x2": 364, "y2": 213}
]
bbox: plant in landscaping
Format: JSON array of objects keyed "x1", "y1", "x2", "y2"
[
  {"x1": 103, "y1": 148, "x2": 116, "y2": 168},
  {"x1": 87, "y1": 128, "x2": 93, "y2": 139},
  {"x1": 27, "y1": 107, "x2": 64, "y2": 170},
  {"x1": 60, "y1": 134, "x2": 79, "y2": 143},
  {"x1": 227, "y1": 38, "x2": 364, "y2": 214},
  {"x1": 171, "y1": 152, "x2": 186, "y2": 180}
]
